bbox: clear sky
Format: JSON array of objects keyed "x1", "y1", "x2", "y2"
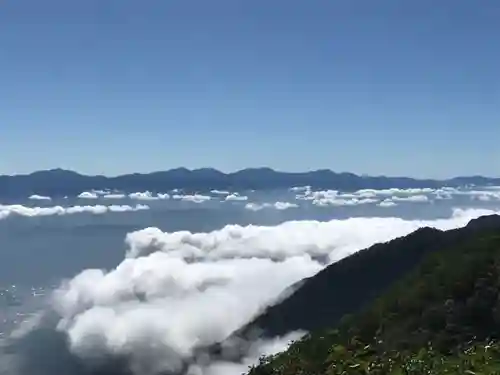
[{"x1": 1, "y1": 0, "x2": 499, "y2": 178}]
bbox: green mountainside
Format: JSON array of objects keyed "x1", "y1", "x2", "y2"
[{"x1": 246, "y1": 215, "x2": 500, "y2": 375}]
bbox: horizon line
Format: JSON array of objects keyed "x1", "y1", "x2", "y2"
[{"x1": 1, "y1": 167, "x2": 498, "y2": 182}]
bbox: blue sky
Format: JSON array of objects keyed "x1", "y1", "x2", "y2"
[{"x1": 1, "y1": 0, "x2": 499, "y2": 178}]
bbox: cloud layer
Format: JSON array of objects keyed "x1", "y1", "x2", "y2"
[
  {"x1": 3, "y1": 207, "x2": 499, "y2": 375},
  {"x1": 24, "y1": 185, "x2": 500, "y2": 210}
]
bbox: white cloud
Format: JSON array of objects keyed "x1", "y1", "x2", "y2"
[
  {"x1": 52, "y1": 255, "x2": 318, "y2": 375},
  {"x1": 245, "y1": 202, "x2": 298, "y2": 211},
  {"x1": 210, "y1": 190, "x2": 230, "y2": 195},
  {"x1": 428, "y1": 187, "x2": 500, "y2": 201},
  {"x1": 289, "y1": 186, "x2": 311, "y2": 192},
  {"x1": 296, "y1": 189, "x2": 379, "y2": 206},
  {"x1": 225, "y1": 194, "x2": 248, "y2": 202},
  {"x1": 5, "y1": 207, "x2": 500, "y2": 375},
  {"x1": 297, "y1": 187, "x2": 455, "y2": 206},
  {"x1": 77, "y1": 192, "x2": 98, "y2": 199},
  {"x1": 300, "y1": 188, "x2": 435, "y2": 202},
  {"x1": 297, "y1": 187, "x2": 449, "y2": 206},
  {"x1": 313, "y1": 197, "x2": 378, "y2": 207},
  {"x1": 354, "y1": 188, "x2": 434, "y2": 197},
  {"x1": 378, "y1": 199, "x2": 397, "y2": 208},
  {"x1": 296, "y1": 189, "x2": 337, "y2": 201},
  {"x1": 172, "y1": 194, "x2": 211, "y2": 203},
  {"x1": 107, "y1": 204, "x2": 150, "y2": 213},
  {"x1": 0, "y1": 204, "x2": 149, "y2": 220},
  {"x1": 477, "y1": 194, "x2": 493, "y2": 201},
  {"x1": 28, "y1": 195, "x2": 52, "y2": 201},
  {"x1": 128, "y1": 191, "x2": 170, "y2": 201},
  {"x1": 244, "y1": 203, "x2": 264, "y2": 211},
  {"x1": 124, "y1": 208, "x2": 495, "y2": 262},
  {"x1": 91, "y1": 189, "x2": 111, "y2": 195},
  {"x1": 274, "y1": 202, "x2": 299, "y2": 210},
  {"x1": 129, "y1": 191, "x2": 154, "y2": 200}
]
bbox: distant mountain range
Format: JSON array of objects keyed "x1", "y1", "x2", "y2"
[{"x1": 1, "y1": 168, "x2": 499, "y2": 198}]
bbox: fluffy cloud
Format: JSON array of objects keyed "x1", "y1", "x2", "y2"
[
  {"x1": 245, "y1": 202, "x2": 299, "y2": 211},
  {"x1": 378, "y1": 199, "x2": 397, "y2": 207},
  {"x1": 52, "y1": 255, "x2": 318, "y2": 375},
  {"x1": 173, "y1": 194, "x2": 211, "y2": 203},
  {"x1": 299, "y1": 188, "x2": 435, "y2": 201},
  {"x1": 429, "y1": 187, "x2": 500, "y2": 202},
  {"x1": 91, "y1": 189, "x2": 111, "y2": 195},
  {"x1": 411, "y1": 186, "x2": 500, "y2": 202},
  {"x1": 354, "y1": 188, "x2": 434, "y2": 197},
  {"x1": 77, "y1": 191, "x2": 171, "y2": 200},
  {"x1": 245, "y1": 203, "x2": 265, "y2": 211},
  {"x1": 295, "y1": 186, "x2": 469, "y2": 206},
  {"x1": 274, "y1": 201, "x2": 299, "y2": 210},
  {"x1": 124, "y1": 209, "x2": 496, "y2": 263},
  {"x1": 28, "y1": 195, "x2": 52, "y2": 201},
  {"x1": 210, "y1": 190, "x2": 230, "y2": 195},
  {"x1": 225, "y1": 194, "x2": 248, "y2": 202},
  {"x1": 0, "y1": 204, "x2": 149, "y2": 220},
  {"x1": 129, "y1": 192, "x2": 170, "y2": 200},
  {"x1": 295, "y1": 185, "x2": 500, "y2": 206},
  {"x1": 295, "y1": 189, "x2": 337, "y2": 201},
  {"x1": 77, "y1": 192, "x2": 98, "y2": 199},
  {"x1": 295, "y1": 189, "x2": 378, "y2": 207},
  {"x1": 313, "y1": 196, "x2": 378, "y2": 207},
  {"x1": 4, "y1": 207, "x2": 500, "y2": 375}
]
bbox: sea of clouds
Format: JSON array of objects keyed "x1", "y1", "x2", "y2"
[
  {"x1": 0, "y1": 186, "x2": 486, "y2": 223},
  {"x1": 292, "y1": 186, "x2": 500, "y2": 207},
  {"x1": 1, "y1": 206, "x2": 499, "y2": 375},
  {"x1": 23, "y1": 185, "x2": 500, "y2": 211},
  {"x1": 1, "y1": 185, "x2": 495, "y2": 223}
]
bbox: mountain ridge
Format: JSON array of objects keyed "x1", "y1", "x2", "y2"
[
  {"x1": 1, "y1": 168, "x2": 499, "y2": 198},
  {"x1": 245, "y1": 214, "x2": 500, "y2": 374}
]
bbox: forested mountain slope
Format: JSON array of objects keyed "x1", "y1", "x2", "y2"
[{"x1": 247, "y1": 215, "x2": 500, "y2": 374}]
